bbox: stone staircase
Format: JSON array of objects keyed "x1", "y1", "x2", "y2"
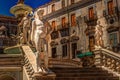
[
  {"x1": 50, "y1": 67, "x2": 119, "y2": 80},
  {"x1": 24, "y1": 55, "x2": 35, "y2": 80},
  {"x1": 49, "y1": 58, "x2": 81, "y2": 68},
  {"x1": 21, "y1": 46, "x2": 36, "y2": 80},
  {"x1": 21, "y1": 46, "x2": 120, "y2": 80}
]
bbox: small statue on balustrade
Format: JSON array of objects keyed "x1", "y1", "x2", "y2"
[{"x1": 94, "y1": 20, "x2": 104, "y2": 49}]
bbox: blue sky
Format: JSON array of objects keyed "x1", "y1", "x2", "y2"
[{"x1": 0, "y1": 0, "x2": 51, "y2": 16}]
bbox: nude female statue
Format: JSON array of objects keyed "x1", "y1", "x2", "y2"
[{"x1": 31, "y1": 10, "x2": 52, "y2": 73}]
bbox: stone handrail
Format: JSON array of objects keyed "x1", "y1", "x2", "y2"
[
  {"x1": 21, "y1": 46, "x2": 37, "y2": 72},
  {"x1": 21, "y1": 46, "x2": 56, "y2": 80},
  {"x1": 49, "y1": 58, "x2": 81, "y2": 67},
  {"x1": 21, "y1": 46, "x2": 36, "y2": 80},
  {"x1": 94, "y1": 48, "x2": 120, "y2": 76}
]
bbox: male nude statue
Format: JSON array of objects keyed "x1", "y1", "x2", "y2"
[
  {"x1": 18, "y1": 11, "x2": 31, "y2": 44},
  {"x1": 31, "y1": 10, "x2": 53, "y2": 73}
]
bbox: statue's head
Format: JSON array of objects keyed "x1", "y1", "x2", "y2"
[
  {"x1": 24, "y1": 11, "x2": 29, "y2": 16},
  {"x1": 37, "y1": 9, "x2": 44, "y2": 20}
]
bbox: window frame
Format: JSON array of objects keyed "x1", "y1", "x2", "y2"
[
  {"x1": 88, "y1": 7, "x2": 94, "y2": 20},
  {"x1": 71, "y1": 13, "x2": 76, "y2": 27},
  {"x1": 107, "y1": 0, "x2": 114, "y2": 15},
  {"x1": 52, "y1": 4, "x2": 55, "y2": 12},
  {"x1": 71, "y1": 0, "x2": 75, "y2": 4},
  {"x1": 52, "y1": 21, "x2": 56, "y2": 30},
  {"x1": 62, "y1": 17, "x2": 66, "y2": 28},
  {"x1": 109, "y1": 32, "x2": 119, "y2": 47}
]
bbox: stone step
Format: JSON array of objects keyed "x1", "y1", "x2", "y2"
[
  {"x1": 56, "y1": 77, "x2": 119, "y2": 80},
  {"x1": 50, "y1": 68, "x2": 107, "y2": 73},
  {"x1": 56, "y1": 73, "x2": 113, "y2": 77},
  {"x1": 50, "y1": 67, "x2": 119, "y2": 80},
  {"x1": 50, "y1": 67, "x2": 102, "y2": 70},
  {"x1": 52, "y1": 70, "x2": 108, "y2": 73}
]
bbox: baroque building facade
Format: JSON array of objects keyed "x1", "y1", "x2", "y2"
[{"x1": 36, "y1": 0, "x2": 120, "y2": 60}]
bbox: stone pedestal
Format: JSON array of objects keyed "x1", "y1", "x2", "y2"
[{"x1": 33, "y1": 72, "x2": 56, "y2": 80}]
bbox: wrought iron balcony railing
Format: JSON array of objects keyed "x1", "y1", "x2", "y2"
[
  {"x1": 84, "y1": 13, "x2": 98, "y2": 26},
  {"x1": 50, "y1": 30, "x2": 59, "y2": 40},
  {"x1": 59, "y1": 27, "x2": 70, "y2": 37},
  {"x1": 103, "y1": 6, "x2": 119, "y2": 17}
]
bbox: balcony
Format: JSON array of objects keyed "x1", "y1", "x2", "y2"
[
  {"x1": 50, "y1": 30, "x2": 59, "y2": 40},
  {"x1": 84, "y1": 14, "x2": 98, "y2": 26},
  {"x1": 85, "y1": 26, "x2": 95, "y2": 35},
  {"x1": 59, "y1": 27, "x2": 70, "y2": 37},
  {"x1": 103, "y1": 6, "x2": 119, "y2": 23}
]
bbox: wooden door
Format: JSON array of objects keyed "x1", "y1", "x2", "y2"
[{"x1": 89, "y1": 36, "x2": 95, "y2": 51}]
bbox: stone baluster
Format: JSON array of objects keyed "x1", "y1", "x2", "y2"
[{"x1": 24, "y1": 55, "x2": 35, "y2": 80}]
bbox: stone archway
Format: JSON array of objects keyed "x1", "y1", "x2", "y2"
[{"x1": 0, "y1": 75, "x2": 15, "y2": 80}]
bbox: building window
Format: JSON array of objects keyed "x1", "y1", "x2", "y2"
[
  {"x1": 62, "y1": 44, "x2": 67, "y2": 57},
  {"x1": 89, "y1": 7, "x2": 94, "y2": 20},
  {"x1": 52, "y1": 4, "x2": 55, "y2": 12},
  {"x1": 71, "y1": 14, "x2": 76, "y2": 27},
  {"x1": 89, "y1": 36, "x2": 95, "y2": 51},
  {"x1": 62, "y1": 17, "x2": 66, "y2": 28},
  {"x1": 62, "y1": 0, "x2": 65, "y2": 8},
  {"x1": 52, "y1": 21, "x2": 56, "y2": 30},
  {"x1": 109, "y1": 32, "x2": 118, "y2": 47},
  {"x1": 107, "y1": 0, "x2": 114, "y2": 15},
  {"x1": 71, "y1": 0, "x2": 75, "y2": 4},
  {"x1": 71, "y1": 43, "x2": 77, "y2": 59},
  {"x1": 51, "y1": 47, "x2": 57, "y2": 58}
]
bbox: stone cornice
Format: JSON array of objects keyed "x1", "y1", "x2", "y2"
[
  {"x1": 35, "y1": 0, "x2": 60, "y2": 10},
  {"x1": 0, "y1": 15, "x2": 17, "y2": 22},
  {"x1": 43, "y1": 0, "x2": 101, "y2": 20}
]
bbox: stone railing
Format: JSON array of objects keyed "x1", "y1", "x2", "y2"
[
  {"x1": 21, "y1": 46, "x2": 36, "y2": 80},
  {"x1": 94, "y1": 48, "x2": 120, "y2": 76},
  {"x1": 49, "y1": 58, "x2": 81, "y2": 68},
  {"x1": 21, "y1": 46, "x2": 56, "y2": 80}
]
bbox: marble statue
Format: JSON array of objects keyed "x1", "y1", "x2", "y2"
[
  {"x1": 94, "y1": 20, "x2": 104, "y2": 48},
  {"x1": 18, "y1": 11, "x2": 31, "y2": 44},
  {"x1": 0, "y1": 25, "x2": 7, "y2": 36},
  {"x1": 31, "y1": 10, "x2": 52, "y2": 73}
]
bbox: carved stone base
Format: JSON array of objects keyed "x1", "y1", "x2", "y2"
[
  {"x1": 33, "y1": 72, "x2": 56, "y2": 80},
  {"x1": 94, "y1": 45, "x2": 102, "y2": 50}
]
